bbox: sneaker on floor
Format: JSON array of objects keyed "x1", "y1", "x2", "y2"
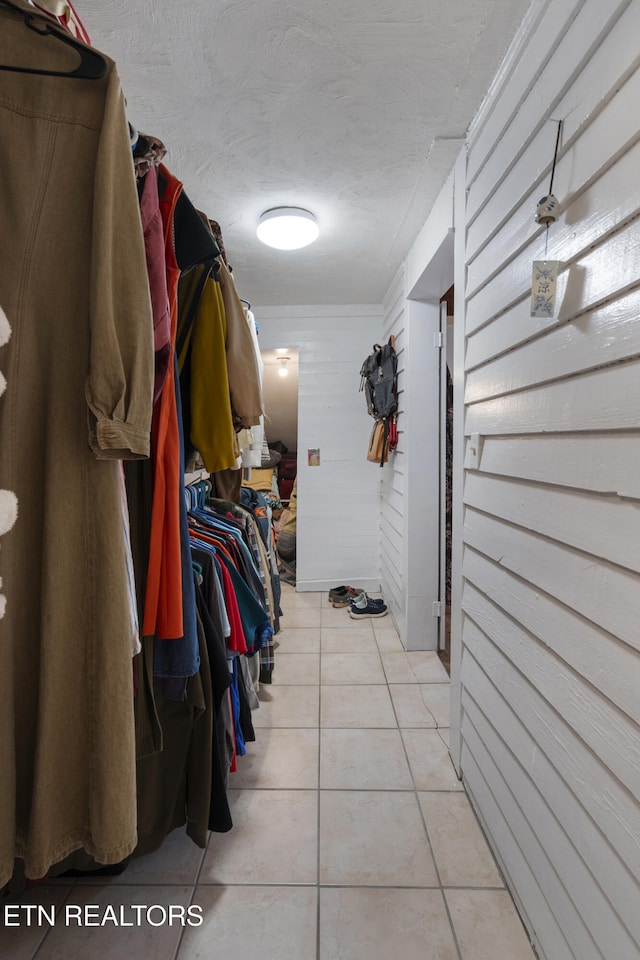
[
  {"x1": 328, "y1": 585, "x2": 359, "y2": 606},
  {"x1": 349, "y1": 591, "x2": 386, "y2": 609},
  {"x1": 348, "y1": 594, "x2": 388, "y2": 619}
]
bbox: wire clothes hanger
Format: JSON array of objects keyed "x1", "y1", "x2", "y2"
[{"x1": 0, "y1": 0, "x2": 106, "y2": 79}]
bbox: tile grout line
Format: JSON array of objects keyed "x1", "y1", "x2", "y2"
[
  {"x1": 228, "y1": 785, "x2": 465, "y2": 793},
  {"x1": 317, "y1": 595, "x2": 332, "y2": 958},
  {"x1": 189, "y1": 881, "x2": 508, "y2": 891},
  {"x1": 380, "y1": 632, "x2": 465, "y2": 960},
  {"x1": 31, "y1": 881, "x2": 77, "y2": 960},
  {"x1": 318, "y1": 596, "x2": 376, "y2": 956},
  {"x1": 171, "y1": 836, "x2": 209, "y2": 960},
  {"x1": 170, "y1": 591, "x2": 464, "y2": 957},
  {"x1": 316, "y1": 598, "x2": 324, "y2": 960},
  {"x1": 171, "y1": 588, "x2": 315, "y2": 960}
]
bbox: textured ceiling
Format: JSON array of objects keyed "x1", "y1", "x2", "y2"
[{"x1": 82, "y1": 0, "x2": 531, "y2": 305}]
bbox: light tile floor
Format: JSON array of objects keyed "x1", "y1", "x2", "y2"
[{"x1": 2, "y1": 584, "x2": 536, "y2": 959}]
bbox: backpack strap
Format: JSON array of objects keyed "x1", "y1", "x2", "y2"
[
  {"x1": 379, "y1": 417, "x2": 389, "y2": 468},
  {"x1": 387, "y1": 414, "x2": 398, "y2": 451}
]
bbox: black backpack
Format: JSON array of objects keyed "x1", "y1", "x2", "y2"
[{"x1": 360, "y1": 337, "x2": 398, "y2": 464}]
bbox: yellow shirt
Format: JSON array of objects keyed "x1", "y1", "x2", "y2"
[{"x1": 178, "y1": 268, "x2": 236, "y2": 472}]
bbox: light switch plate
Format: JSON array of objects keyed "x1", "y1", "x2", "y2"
[{"x1": 468, "y1": 433, "x2": 482, "y2": 468}]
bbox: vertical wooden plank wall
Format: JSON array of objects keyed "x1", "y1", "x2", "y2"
[
  {"x1": 457, "y1": 0, "x2": 640, "y2": 957},
  {"x1": 380, "y1": 267, "x2": 407, "y2": 637}
]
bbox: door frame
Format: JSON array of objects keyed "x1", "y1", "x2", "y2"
[
  {"x1": 438, "y1": 299, "x2": 449, "y2": 655},
  {"x1": 402, "y1": 156, "x2": 465, "y2": 775},
  {"x1": 404, "y1": 231, "x2": 454, "y2": 652}
]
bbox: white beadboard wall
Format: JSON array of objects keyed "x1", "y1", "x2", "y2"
[
  {"x1": 254, "y1": 305, "x2": 383, "y2": 592},
  {"x1": 380, "y1": 267, "x2": 407, "y2": 638},
  {"x1": 454, "y1": 1, "x2": 640, "y2": 958}
]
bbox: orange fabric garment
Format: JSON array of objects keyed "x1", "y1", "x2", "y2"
[{"x1": 142, "y1": 165, "x2": 184, "y2": 639}]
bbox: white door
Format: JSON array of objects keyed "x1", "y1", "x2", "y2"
[
  {"x1": 438, "y1": 299, "x2": 449, "y2": 652},
  {"x1": 402, "y1": 299, "x2": 442, "y2": 651}
]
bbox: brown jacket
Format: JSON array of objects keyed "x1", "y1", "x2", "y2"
[
  {"x1": 218, "y1": 260, "x2": 264, "y2": 428},
  {"x1": 0, "y1": 2, "x2": 154, "y2": 885}
]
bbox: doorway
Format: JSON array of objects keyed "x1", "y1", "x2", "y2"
[
  {"x1": 261, "y1": 348, "x2": 299, "y2": 460},
  {"x1": 260, "y1": 348, "x2": 299, "y2": 504},
  {"x1": 260, "y1": 348, "x2": 299, "y2": 585}
]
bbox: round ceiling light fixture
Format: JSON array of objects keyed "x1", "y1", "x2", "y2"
[{"x1": 257, "y1": 207, "x2": 319, "y2": 250}]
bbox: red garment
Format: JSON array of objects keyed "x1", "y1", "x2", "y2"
[
  {"x1": 140, "y1": 167, "x2": 171, "y2": 405},
  {"x1": 216, "y1": 560, "x2": 247, "y2": 655},
  {"x1": 32, "y1": 1, "x2": 91, "y2": 44},
  {"x1": 142, "y1": 165, "x2": 183, "y2": 639}
]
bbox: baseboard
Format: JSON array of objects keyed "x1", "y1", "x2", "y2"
[{"x1": 294, "y1": 578, "x2": 382, "y2": 594}]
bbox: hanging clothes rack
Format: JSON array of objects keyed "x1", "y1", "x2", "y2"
[{"x1": 0, "y1": 0, "x2": 105, "y2": 78}]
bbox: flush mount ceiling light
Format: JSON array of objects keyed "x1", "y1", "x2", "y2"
[
  {"x1": 257, "y1": 207, "x2": 319, "y2": 250},
  {"x1": 278, "y1": 357, "x2": 290, "y2": 377}
]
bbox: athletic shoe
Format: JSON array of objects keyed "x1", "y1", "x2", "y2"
[
  {"x1": 348, "y1": 595, "x2": 388, "y2": 619},
  {"x1": 328, "y1": 585, "x2": 359, "y2": 607},
  {"x1": 349, "y1": 591, "x2": 386, "y2": 609}
]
